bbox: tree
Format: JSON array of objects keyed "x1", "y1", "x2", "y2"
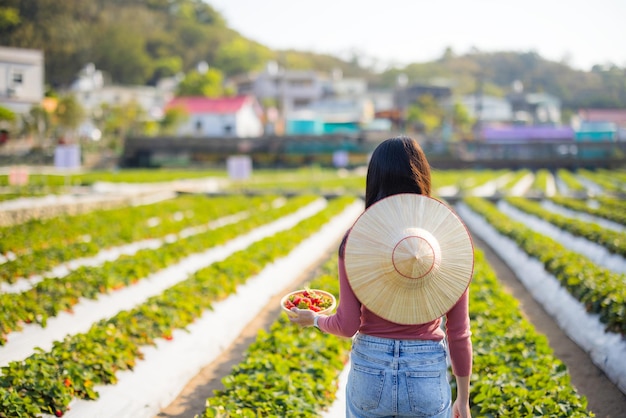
[
  {"x1": 159, "y1": 106, "x2": 188, "y2": 135},
  {"x1": 20, "y1": 105, "x2": 51, "y2": 146},
  {"x1": 54, "y1": 95, "x2": 85, "y2": 140},
  {"x1": 176, "y1": 67, "x2": 225, "y2": 97},
  {"x1": 450, "y1": 102, "x2": 474, "y2": 140},
  {"x1": 0, "y1": 105, "x2": 16, "y2": 123},
  {"x1": 96, "y1": 101, "x2": 147, "y2": 152},
  {"x1": 213, "y1": 37, "x2": 272, "y2": 75},
  {"x1": 406, "y1": 95, "x2": 445, "y2": 134}
]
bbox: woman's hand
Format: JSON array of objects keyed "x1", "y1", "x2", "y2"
[
  {"x1": 452, "y1": 399, "x2": 471, "y2": 418},
  {"x1": 288, "y1": 307, "x2": 316, "y2": 327}
]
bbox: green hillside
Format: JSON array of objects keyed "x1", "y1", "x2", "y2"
[{"x1": 1, "y1": 0, "x2": 625, "y2": 111}]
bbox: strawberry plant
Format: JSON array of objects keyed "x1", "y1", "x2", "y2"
[
  {"x1": 201, "y1": 249, "x2": 592, "y2": 417},
  {"x1": 0, "y1": 195, "x2": 318, "y2": 344},
  {"x1": 0, "y1": 196, "x2": 356, "y2": 415},
  {"x1": 464, "y1": 196, "x2": 626, "y2": 335}
]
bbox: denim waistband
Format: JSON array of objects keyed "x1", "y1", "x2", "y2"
[{"x1": 353, "y1": 333, "x2": 446, "y2": 354}]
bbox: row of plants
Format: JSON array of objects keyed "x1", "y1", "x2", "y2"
[
  {"x1": 0, "y1": 195, "x2": 319, "y2": 345},
  {"x1": 203, "y1": 252, "x2": 352, "y2": 417},
  {"x1": 0, "y1": 195, "x2": 357, "y2": 417},
  {"x1": 578, "y1": 169, "x2": 626, "y2": 195},
  {"x1": 464, "y1": 196, "x2": 626, "y2": 336},
  {"x1": 528, "y1": 169, "x2": 553, "y2": 195},
  {"x1": 505, "y1": 196, "x2": 626, "y2": 257},
  {"x1": 550, "y1": 196, "x2": 626, "y2": 226},
  {"x1": 0, "y1": 195, "x2": 276, "y2": 283},
  {"x1": 0, "y1": 170, "x2": 226, "y2": 189},
  {"x1": 555, "y1": 169, "x2": 587, "y2": 194},
  {"x1": 1, "y1": 194, "x2": 250, "y2": 255},
  {"x1": 468, "y1": 250, "x2": 591, "y2": 417},
  {"x1": 200, "y1": 250, "x2": 591, "y2": 417}
]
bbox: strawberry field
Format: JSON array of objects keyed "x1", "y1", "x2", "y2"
[{"x1": 0, "y1": 167, "x2": 625, "y2": 417}]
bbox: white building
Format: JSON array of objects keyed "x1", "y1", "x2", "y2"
[
  {"x1": 70, "y1": 63, "x2": 176, "y2": 120},
  {"x1": 166, "y1": 95, "x2": 263, "y2": 138},
  {"x1": 460, "y1": 95, "x2": 513, "y2": 124},
  {"x1": 232, "y1": 64, "x2": 326, "y2": 115},
  {"x1": 0, "y1": 46, "x2": 45, "y2": 115}
]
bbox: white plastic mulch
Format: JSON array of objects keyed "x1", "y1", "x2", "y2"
[
  {"x1": 497, "y1": 200, "x2": 626, "y2": 275},
  {"x1": 0, "y1": 199, "x2": 327, "y2": 368},
  {"x1": 59, "y1": 200, "x2": 365, "y2": 418},
  {"x1": 456, "y1": 203, "x2": 626, "y2": 395},
  {"x1": 540, "y1": 199, "x2": 626, "y2": 234},
  {"x1": 0, "y1": 212, "x2": 250, "y2": 294}
]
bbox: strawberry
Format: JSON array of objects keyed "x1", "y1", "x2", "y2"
[{"x1": 297, "y1": 297, "x2": 312, "y2": 309}]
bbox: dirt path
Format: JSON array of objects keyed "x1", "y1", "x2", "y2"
[
  {"x1": 156, "y1": 245, "x2": 337, "y2": 418},
  {"x1": 156, "y1": 235, "x2": 626, "y2": 418}
]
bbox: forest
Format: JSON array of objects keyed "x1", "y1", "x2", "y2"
[{"x1": 1, "y1": 0, "x2": 626, "y2": 111}]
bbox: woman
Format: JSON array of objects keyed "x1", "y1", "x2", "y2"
[{"x1": 289, "y1": 136, "x2": 473, "y2": 418}]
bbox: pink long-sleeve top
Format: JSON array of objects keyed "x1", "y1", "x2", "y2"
[{"x1": 317, "y1": 247, "x2": 473, "y2": 377}]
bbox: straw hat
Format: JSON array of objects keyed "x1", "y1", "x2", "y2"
[{"x1": 344, "y1": 194, "x2": 474, "y2": 325}]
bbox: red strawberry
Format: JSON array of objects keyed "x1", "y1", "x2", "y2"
[{"x1": 297, "y1": 297, "x2": 311, "y2": 309}]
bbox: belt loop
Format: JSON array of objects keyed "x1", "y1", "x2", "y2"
[{"x1": 394, "y1": 340, "x2": 400, "y2": 357}]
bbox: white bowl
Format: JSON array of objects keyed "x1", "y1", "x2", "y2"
[{"x1": 280, "y1": 289, "x2": 336, "y2": 316}]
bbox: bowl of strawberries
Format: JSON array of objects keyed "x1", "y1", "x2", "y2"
[{"x1": 281, "y1": 288, "x2": 336, "y2": 316}]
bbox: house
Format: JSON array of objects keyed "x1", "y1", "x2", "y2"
[
  {"x1": 396, "y1": 84, "x2": 453, "y2": 110},
  {"x1": 285, "y1": 97, "x2": 375, "y2": 135},
  {"x1": 166, "y1": 95, "x2": 263, "y2": 138},
  {"x1": 506, "y1": 91, "x2": 562, "y2": 125},
  {"x1": 574, "y1": 109, "x2": 626, "y2": 140},
  {"x1": 231, "y1": 63, "x2": 326, "y2": 116},
  {"x1": 460, "y1": 95, "x2": 513, "y2": 124},
  {"x1": 0, "y1": 46, "x2": 44, "y2": 115},
  {"x1": 70, "y1": 63, "x2": 175, "y2": 120}
]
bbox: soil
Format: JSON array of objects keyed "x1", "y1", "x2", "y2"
[{"x1": 155, "y1": 234, "x2": 626, "y2": 418}]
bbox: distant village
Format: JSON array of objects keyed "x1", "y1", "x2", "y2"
[{"x1": 1, "y1": 45, "x2": 626, "y2": 149}]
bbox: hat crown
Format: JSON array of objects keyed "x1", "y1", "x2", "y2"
[{"x1": 392, "y1": 228, "x2": 441, "y2": 279}]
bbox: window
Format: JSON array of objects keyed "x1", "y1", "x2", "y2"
[{"x1": 12, "y1": 71, "x2": 23, "y2": 85}]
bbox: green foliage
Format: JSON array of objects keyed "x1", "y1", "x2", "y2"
[
  {"x1": 160, "y1": 106, "x2": 189, "y2": 134},
  {"x1": 2, "y1": 0, "x2": 623, "y2": 113},
  {"x1": 0, "y1": 7, "x2": 20, "y2": 31},
  {"x1": 176, "y1": 68, "x2": 226, "y2": 97},
  {"x1": 0, "y1": 195, "x2": 354, "y2": 415},
  {"x1": 213, "y1": 37, "x2": 272, "y2": 75},
  {"x1": 0, "y1": 106, "x2": 16, "y2": 122},
  {"x1": 465, "y1": 196, "x2": 626, "y2": 335},
  {"x1": 54, "y1": 94, "x2": 85, "y2": 135},
  {"x1": 469, "y1": 250, "x2": 592, "y2": 417},
  {"x1": 407, "y1": 94, "x2": 445, "y2": 133}
]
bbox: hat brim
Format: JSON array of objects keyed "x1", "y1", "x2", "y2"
[{"x1": 345, "y1": 194, "x2": 474, "y2": 325}]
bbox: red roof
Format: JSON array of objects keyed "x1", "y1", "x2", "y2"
[
  {"x1": 578, "y1": 109, "x2": 626, "y2": 125},
  {"x1": 166, "y1": 96, "x2": 252, "y2": 114}
]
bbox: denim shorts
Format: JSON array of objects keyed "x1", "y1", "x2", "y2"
[{"x1": 346, "y1": 333, "x2": 451, "y2": 418}]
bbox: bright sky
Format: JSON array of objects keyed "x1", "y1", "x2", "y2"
[{"x1": 206, "y1": 0, "x2": 626, "y2": 72}]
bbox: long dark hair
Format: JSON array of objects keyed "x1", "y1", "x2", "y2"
[
  {"x1": 340, "y1": 136, "x2": 431, "y2": 257},
  {"x1": 364, "y1": 136, "x2": 431, "y2": 208}
]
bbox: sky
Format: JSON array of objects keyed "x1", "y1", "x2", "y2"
[{"x1": 206, "y1": 0, "x2": 626, "y2": 72}]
